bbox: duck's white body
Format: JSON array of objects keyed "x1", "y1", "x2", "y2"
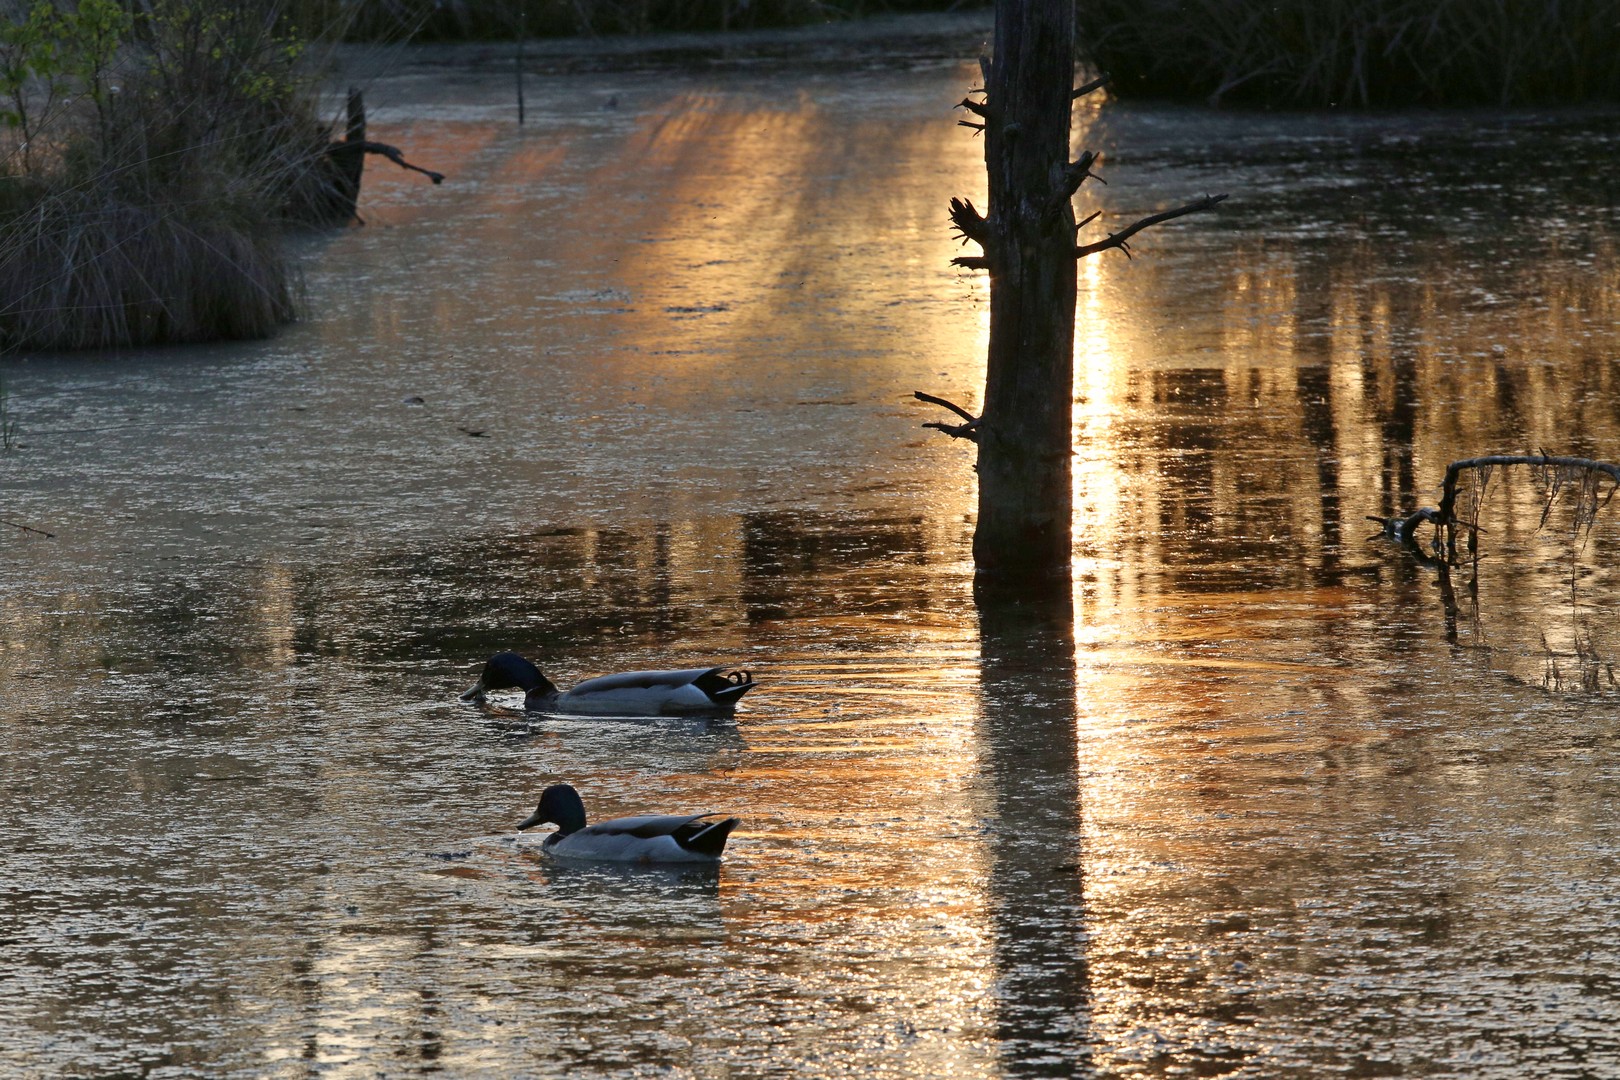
[
  {"x1": 556, "y1": 669, "x2": 744, "y2": 716},
  {"x1": 541, "y1": 813, "x2": 737, "y2": 863},
  {"x1": 518, "y1": 784, "x2": 739, "y2": 864},
  {"x1": 461, "y1": 653, "x2": 755, "y2": 716}
]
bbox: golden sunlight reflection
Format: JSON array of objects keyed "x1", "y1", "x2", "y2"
[
  {"x1": 599, "y1": 91, "x2": 987, "y2": 383},
  {"x1": 258, "y1": 933, "x2": 436, "y2": 1074},
  {"x1": 257, "y1": 561, "x2": 298, "y2": 668},
  {"x1": 1072, "y1": 250, "x2": 1127, "y2": 588},
  {"x1": 1221, "y1": 248, "x2": 1301, "y2": 364}
]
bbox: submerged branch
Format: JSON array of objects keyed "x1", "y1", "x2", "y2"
[
  {"x1": 1437, "y1": 454, "x2": 1620, "y2": 525},
  {"x1": 1436, "y1": 453, "x2": 1620, "y2": 560},
  {"x1": 1075, "y1": 193, "x2": 1228, "y2": 259},
  {"x1": 1374, "y1": 453, "x2": 1620, "y2": 567},
  {"x1": 2, "y1": 518, "x2": 55, "y2": 538},
  {"x1": 342, "y1": 141, "x2": 446, "y2": 185}
]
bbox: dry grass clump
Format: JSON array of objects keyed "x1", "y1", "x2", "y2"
[
  {"x1": 1, "y1": 0, "x2": 332, "y2": 351},
  {"x1": 0, "y1": 188, "x2": 293, "y2": 350},
  {"x1": 1076, "y1": 0, "x2": 1620, "y2": 107}
]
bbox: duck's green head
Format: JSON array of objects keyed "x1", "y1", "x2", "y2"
[
  {"x1": 518, "y1": 783, "x2": 588, "y2": 835},
  {"x1": 461, "y1": 651, "x2": 548, "y2": 702}
]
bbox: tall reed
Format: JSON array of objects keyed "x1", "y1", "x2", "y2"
[{"x1": 1076, "y1": 0, "x2": 1620, "y2": 107}]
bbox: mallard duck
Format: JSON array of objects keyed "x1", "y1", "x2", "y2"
[
  {"x1": 459, "y1": 651, "x2": 755, "y2": 715},
  {"x1": 517, "y1": 783, "x2": 739, "y2": 863}
]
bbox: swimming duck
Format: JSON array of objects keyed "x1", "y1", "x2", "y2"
[
  {"x1": 517, "y1": 783, "x2": 740, "y2": 863},
  {"x1": 460, "y1": 651, "x2": 755, "y2": 715}
]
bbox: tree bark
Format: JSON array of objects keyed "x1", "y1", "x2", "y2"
[
  {"x1": 922, "y1": 0, "x2": 1222, "y2": 586},
  {"x1": 972, "y1": 0, "x2": 1079, "y2": 583}
]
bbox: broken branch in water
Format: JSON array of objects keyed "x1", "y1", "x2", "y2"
[
  {"x1": 347, "y1": 141, "x2": 446, "y2": 185},
  {"x1": 914, "y1": 391, "x2": 981, "y2": 442},
  {"x1": 1437, "y1": 453, "x2": 1620, "y2": 561},
  {"x1": 1374, "y1": 453, "x2": 1620, "y2": 564},
  {"x1": 1437, "y1": 453, "x2": 1620, "y2": 528},
  {"x1": 1075, "y1": 193, "x2": 1228, "y2": 259}
]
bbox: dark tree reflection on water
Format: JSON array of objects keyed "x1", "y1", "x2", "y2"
[{"x1": 977, "y1": 587, "x2": 1093, "y2": 1077}]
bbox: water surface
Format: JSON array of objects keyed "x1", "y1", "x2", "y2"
[{"x1": 3, "y1": 15, "x2": 1619, "y2": 1078}]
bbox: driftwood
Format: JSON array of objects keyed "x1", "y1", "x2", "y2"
[
  {"x1": 1372, "y1": 453, "x2": 1620, "y2": 563},
  {"x1": 303, "y1": 89, "x2": 444, "y2": 226},
  {"x1": 2, "y1": 518, "x2": 54, "y2": 538}
]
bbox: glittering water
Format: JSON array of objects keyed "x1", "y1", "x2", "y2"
[{"x1": 3, "y1": 15, "x2": 1620, "y2": 1078}]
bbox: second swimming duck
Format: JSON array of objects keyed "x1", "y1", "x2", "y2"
[{"x1": 460, "y1": 651, "x2": 755, "y2": 716}]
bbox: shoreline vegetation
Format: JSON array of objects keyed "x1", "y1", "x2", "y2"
[
  {"x1": 1076, "y1": 0, "x2": 1620, "y2": 108},
  {"x1": 0, "y1": 0, "x2": 333, "y2": 351},
  {"x1": 3, "y1": 0, "x2": 1616, "y2": 354}
]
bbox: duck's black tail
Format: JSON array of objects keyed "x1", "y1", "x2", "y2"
[
  {"x1": 695, "y1": 668, "x2": 755, "y2": 707},
  {"x1": 676, "y1": 815, "x2": 740, "y2": 859}
]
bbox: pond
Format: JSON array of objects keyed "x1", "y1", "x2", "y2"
[{"x1": 3, "y1": 12, "x2": 1618, "y2": 1078}]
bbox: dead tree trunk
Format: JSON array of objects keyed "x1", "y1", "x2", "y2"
[
  {"x1": 920, "y1": 0, "x2": 1224, "y2": 587},
  {"x1": 295, "y1": 89, "x2": 445, "y2": 226},
  {"x1": 970, "y1": 2, "x2": 1082, "y2": 581}
]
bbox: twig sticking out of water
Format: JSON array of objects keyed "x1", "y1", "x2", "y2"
[{"x1": 348, "y1": 142, "x2": 445, "y2": 185}]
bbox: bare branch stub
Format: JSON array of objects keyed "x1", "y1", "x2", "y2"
[
  {"x1": 949, "y1": 197, "x2": 990, "y2": 248},
  {"x1": 1073, "y1": 74, "x2": 1111, "y2": 99},
  {"x1": 1059, "y1": 150, "x2": 1099, "y2": 201},
  {"x1": 914, "y1": 391, "x2": 981, "y2": 443},
  {"x1": 1076, "y1": 193, "x2": 1227, "y2": 259}
]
